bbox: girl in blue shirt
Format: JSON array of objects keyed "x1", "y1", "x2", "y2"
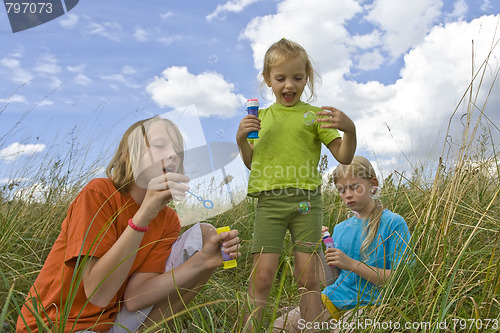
[{"x1": 273, "y1": 156, "x2": 411, "y2": 332}]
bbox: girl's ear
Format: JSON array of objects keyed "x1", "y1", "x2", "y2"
[
  {"x1": 370, "y1": 177, "x2": 379, "y2": 187},
  {"x1": 263, "y1": 73, "x2": 272, "y2": 87}
]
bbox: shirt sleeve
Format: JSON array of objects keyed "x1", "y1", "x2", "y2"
[
  {"x1": 64, "y1": 184, "x2": 120, "y2": 263},
  {"x1": 386, "y1": 215, "x2": 412, "y2": 269},
  {"x1": 317, "y1": 123, "x2": 341, "y2": 146}
]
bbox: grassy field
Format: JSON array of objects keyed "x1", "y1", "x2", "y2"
[{"x1": 1, "y1": 63, "x2": 499, "y2": 333}]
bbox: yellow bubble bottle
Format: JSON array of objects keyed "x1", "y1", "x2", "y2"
[{"x1": 216, "y1": 226, "x2": 237, "y2": 269}]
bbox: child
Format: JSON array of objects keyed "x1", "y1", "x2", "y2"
[
  {"x1": 17, "y1": 116, "x2": 241, "y2": 333},
  {"x1": 236, "y1": 38, "x2": 357, "y2": 330},
  {"x1": 273, "y1": 156, "x2": 412, "y2": 332}
]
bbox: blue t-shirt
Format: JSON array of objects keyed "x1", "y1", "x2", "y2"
[{"x1": 322, "y1": 209, "x2": 411, "y2": 310}]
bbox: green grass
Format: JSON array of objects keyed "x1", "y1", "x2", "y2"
[{"x1": 1, "y1": 51, "x2": 499, "y2": 333}]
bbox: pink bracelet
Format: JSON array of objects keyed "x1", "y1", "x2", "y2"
[{"x1": 128, "y1": 218, "x2": 149, "y2": 232}]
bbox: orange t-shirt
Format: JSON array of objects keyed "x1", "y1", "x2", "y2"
[{"x1": 17, "y1": 178, "x2": 181, "y2": 333}]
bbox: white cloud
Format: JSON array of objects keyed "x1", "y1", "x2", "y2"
[
  {"x1": 160, "y1": 11, "x2": 174, "y2": 20},
  {"x1": 37, "y1": 100, "x2": 54, "y2": 107},
  {"x1": 67, "y1": 64, "x2": 84, "y2": 73},
  {"x1": 99, "y1": 65, "x2": 140, "y2": 89},
  {"x1": 122, "y1": 65, "x2": 137, "y2": 75},
  {"x1": 446, "y1": 0, "x2": 468, "y2": 21},
  {"x1": 87, "y1": 21, "x2": 123, "y2": 41},
  {"x1": 146, "y1": 66, "x2": 246, "y2": 118},
  {"x1": 0, "y1": 57, "x2": 33, "y2": 83},
  {"x1": 157, "y1": 35, "x2": 184, "y2": 45},
  {"x1": 365, "y1": 0, "x2": 443, "y2": 58},
  {"x1": 35, "y1": 54, "x2": 61, "y2": 75},
  {"x1": 99, "y1": 73, "x2": 140, "y2": 89},
  {"x1": 357, "y1": 50, "x2": 385, "y2": 70},
  {"x1": 67, "y1": 64, "x2": 92, "y2": 86},
  {"x1": 0, "y1": 57, "x2": 20, "y2": 68},
  {"x1": 134, "y1": 27, "x2": 150, "y2": 42},
  {"x1": 0, "y1": 143, "x2": 46, "y2": 161},
  {"x1": 480, "y1": 0, "x2": 492, "y2": 12},
  {"x1": 60, "y1": 12, "x2": 79, "y2": 29},
  {"x1": 74, "y1": 74, "x2": 92, "y2": 86},
  {"x1": 207, "y1": 0, "x2": 263, "y2": 22},
  {"x1": 0, "y1": 94, "x2": 28, "y2": 104}
]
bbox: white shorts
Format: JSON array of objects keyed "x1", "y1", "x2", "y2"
[{"x1": 77, "y1": 222, "x2": 204, "y2": 333}]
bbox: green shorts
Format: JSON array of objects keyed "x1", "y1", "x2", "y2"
[{"x1": 251, "y1": 188, "x2": 322, "y2": 253}]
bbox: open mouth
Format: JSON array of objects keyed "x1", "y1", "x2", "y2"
[{"x1": 161, "y1": 160, "x2": 175, "y2": 174}]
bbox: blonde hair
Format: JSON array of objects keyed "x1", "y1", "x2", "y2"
[
  {"x1": 262, "y1": 38, "x2": 319, "y2": 102},
  {"x1": 106, "y1": 117, "x2": 184, "y2": 193},
  {"x1": 333, "y1": 156, "x2": 383, "y2": 258}
]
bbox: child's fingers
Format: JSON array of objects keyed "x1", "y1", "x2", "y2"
[
  {"x1": 241, "y1": 117, "x2": 261, "y2": 129},
  {"x1": 223, "y1": 242, "x2": 242, "y2": 259},
  {"x1": 148, "y1": 174, "x2": 190, "y2": 191},
  {"x1": 221, "y1": 230, "x2": 239, "y2": 247},
  {"x1": 147, "y1": 174, "x2": 190, "y2": 202}
]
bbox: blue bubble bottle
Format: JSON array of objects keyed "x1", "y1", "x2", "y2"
[{"x1": 246, "y1": 99, "x2": 259, "y2": 139}]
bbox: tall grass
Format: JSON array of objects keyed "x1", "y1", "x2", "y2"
[{"x1": 1, "y1": 52, "x2": 499, "y2": 333}]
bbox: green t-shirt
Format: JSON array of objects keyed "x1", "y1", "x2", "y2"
[{"x1": 248, "y1": 102, "x2": 341, "y2": 194}]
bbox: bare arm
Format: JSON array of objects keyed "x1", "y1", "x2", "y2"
[
  {"x1": 316, "y1": 106, "x2": 356, "y2": 165},
  {"x1": 324, "y1": 248, "x2": 391, "y2": 286},
  {"x1": 123, "y1": 230, "x2": 240, "y2": 311},
  {"x1": 236, "y1": 115, "x2": 261, "y2": 169},
  {"x1": 238, "y1": 141, "x2": 254, "y2": 170}
]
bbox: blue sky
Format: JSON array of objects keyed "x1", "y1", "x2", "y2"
[{"x1": 1, "y1": 0, "x2": 499, "y2": 193}]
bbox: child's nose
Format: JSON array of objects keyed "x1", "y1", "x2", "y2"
[{"x1": 163, "y1": 148, "x2": 178, "y2": 160}]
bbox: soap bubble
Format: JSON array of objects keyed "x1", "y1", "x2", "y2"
[
  {"x1": 302, "y1": 111, "x2": 316, "y2": 126},
  {"x1": 208, "y1": 55, "x2": 218, "y2": 64},
  {"x1": 216, "y1": 129, "x2": 225, "y2": 138},
  {"x1": 298, "y1": 201, "x2": 311, "y2": 214},
  {"x1": 370, "y1": 186, "x2": 380, "y2": 199},
  {"x1": 346, "y1": 211, "x2": 360, "y2": 219}
]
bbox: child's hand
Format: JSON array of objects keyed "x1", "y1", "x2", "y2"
[
  {"x1": 236, "y1": 115, "x2": 261, "y2": 145},
  {"x1": 199, "y1": 229, "x2": 241, "y2": 269},
  {"x1": 219, "y1": 229, "x2": 241, "y2": 259},
  {"x1": 315, "y1": 106, "x2": 355, "y2": 134},
  {"x1": 139, "y1": 173, "x2": 190, "y2": 221},
  {"x1": 324, "y1": 247, "x2": 356, "y2": 271},
  {"x1": 321, "y1": 226, "x2": 329, "y2": 233}
]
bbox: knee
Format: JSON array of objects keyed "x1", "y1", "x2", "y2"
[
  {"x1": 199, "y1": 223, "x2": 216, "y2": 244},
  {"x1": 295, "y1": 269, "x2": 319, "y2": 289},
  {"x1": 252, "y1": 266, "x2": 276, "y2": 290}
]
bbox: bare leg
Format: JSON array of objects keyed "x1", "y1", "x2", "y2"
[
  {"x1": 293, "y1": 252, "x2": 322, "y2": 332},
  {"x1": 244, "y1": 252, "x2": 280, "y2": 332}
]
